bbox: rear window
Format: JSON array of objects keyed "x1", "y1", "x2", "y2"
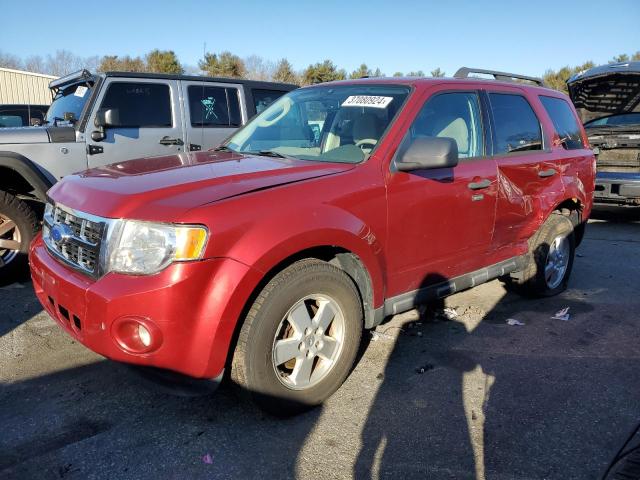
[
  {"x1": 489, "y1": 93, "x2": 543, "y2": 155},
  {"x1": 188, "y1": 85, "x2": 241, "y2": 127},
  {"x1": 252, "y1": 89, "x2": 288, "y2": 114},
  {"x1": 540, "y1": 96, "x2": 585, "y2": 149},
  {"x1": 100, "y1": 82, "x2": 172, "y2": 128}
]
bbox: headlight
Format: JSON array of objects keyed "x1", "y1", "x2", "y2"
[{"x1": 106, "y1": 220, "x2": 208, "y2": 275}]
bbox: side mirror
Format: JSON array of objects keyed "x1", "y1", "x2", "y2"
[
  {"x1": 92, "y1": 109, "x2": 119, "y2": 142},
  {"x1": 396, "y1": 137, "x2": 459, "y2": 171},
  {"x1": 94, "y1": 108, "x2": 119, "y2": 128}
]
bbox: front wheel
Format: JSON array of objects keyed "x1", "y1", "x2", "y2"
[
  {"x1": 0, "y1": 192, "x2": 39, "y2": 283},
  {"x1": 503, "y1": 213, "x2": 575, "y2": 297},
  {"x1": 231, "y1": 259, "x2": 363, "y2": 416}
]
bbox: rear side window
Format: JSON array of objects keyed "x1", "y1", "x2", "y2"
[
  {"x1": 0, "y1": 114, "x2": 24, "y2": 127},
  {"x1": 539, "y1": 96, "x2": 585, "y2": 149},
  {"x1": 253, "y1": 89, "x2": 288, "y2": 114},
  {"x1": 489, "y1": 93, "x2": 542, "y2": 155},
  {"x1": 100, "y1": 82, "x2": 172, "y2": 128},
  {"x1": 188, "y1": 85, "x2": 241, "y2": 127}
]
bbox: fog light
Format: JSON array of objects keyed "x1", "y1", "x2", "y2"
[
  {"x1": 112, "y1": 316, "x2": 162, "y2": 354},
  {"x1": 138, "y1": 324, "x2": 151, "y2": 347}
]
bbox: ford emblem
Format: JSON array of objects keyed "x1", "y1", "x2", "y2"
[{"x1": 50, "y1": 223, "x2": 73, "y2": 244}]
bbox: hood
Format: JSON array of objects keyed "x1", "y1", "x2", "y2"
[
  {"x1": 49, "y1": 151, "x2": 356, "y2": 221},
  {"x1": 0, "y1": 126, "x2": 75, "y2": 144},
  {"x1": 567, "y1": 62, "x2": 640, "y2": 114}
]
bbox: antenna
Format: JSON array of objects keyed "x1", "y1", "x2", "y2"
[{"x1": 201, "y1": 41, "x2": 206, "y2": 152}]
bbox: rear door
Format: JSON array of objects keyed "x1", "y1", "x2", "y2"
[
  {"x1": 86, "y1": 78, "x2": 184, "y2": 167},
  {"x1": 487, "y1": 88, "x2": 565, "y2": 249},
  {"x1": 385, "y1": 87, "x2": 498, "y2": 295},
  {"x1": 181, "y1": 81, "x2": 246, "y2": 152}
]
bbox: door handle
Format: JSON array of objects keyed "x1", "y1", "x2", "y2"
[
  {"x1": 538, "y1": 168, "x2": 557, "y2": 178},
  {"x1": 468, "y1": 178, "x2": 491, "y2": 190},
  {"x1": 159, "y1": 136, "x2": 184, "y2": 146}
]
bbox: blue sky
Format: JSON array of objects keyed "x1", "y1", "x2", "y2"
[{"x1": 2, "y1": 0, "x2": 639, "y2": 76}]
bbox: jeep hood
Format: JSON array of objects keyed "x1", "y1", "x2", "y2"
[
  {"x1": 568, "y1": 62, "x2": 640, "y2": 114},
  {"x1": 49, "y1": 151, "x2": 355, "y2": 221},
  {"x1": 0, "y1": 126, "x2": 75, "y2": 144}
]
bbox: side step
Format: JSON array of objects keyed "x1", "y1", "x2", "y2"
[{"x1": 383, "y1": 255, "x2": 526, "y2": 317}]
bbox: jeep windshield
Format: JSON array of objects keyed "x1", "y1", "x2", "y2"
[
  {"x1": 45, "y1": 83, "x2": 93, "y2": 125},
  {"x1": 225, "y1": 84, "x2": 410, "y2": 163}
]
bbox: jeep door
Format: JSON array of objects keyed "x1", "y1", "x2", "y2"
[
  {"x1": 85, "y1": 78, "x2": 185, "y2": 167},
  {"x1": 181, "y1": 81, "x2": 247, "y2": 152},
  {"x1": 385, "y1": 87, "x2": 498, "y2": 296},
  {"x1": 486, "y1": 88, "x2": 566, "y2": 248}
]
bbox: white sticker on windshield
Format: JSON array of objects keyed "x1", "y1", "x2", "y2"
[
  {"x1": 342, "y1": 95, "x2": 393, "y2": 109},
  {"x1": 74, "y1": 86, "x2": 88, "y2": 97}
]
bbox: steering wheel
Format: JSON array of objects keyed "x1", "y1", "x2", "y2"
[
  {"x1": 355, "y1": 138, "x2": 378, "y2": 150},
  {"x1": 257, "y1": 98, "x2": 291, "y2": 127}
]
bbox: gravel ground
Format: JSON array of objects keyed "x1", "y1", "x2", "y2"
[{"x1": 0, "y1": 207, "x2": 639, "y2": 480}]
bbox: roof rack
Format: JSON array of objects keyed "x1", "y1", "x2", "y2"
[{"x1": 454, "y1": 67, "x2": 545, "y2": 87}]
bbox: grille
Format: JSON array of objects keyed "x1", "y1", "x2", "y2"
[{"x1": 43, "y1": 203, "x2": 106, "y2": 276}]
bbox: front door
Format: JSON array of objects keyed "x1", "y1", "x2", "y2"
[
  {"x1": 86, "y1": 78, "x2": 184, "y2": 167},
  {"x1": 385, "y1": 89, "x2": 498, "y2": 297}
]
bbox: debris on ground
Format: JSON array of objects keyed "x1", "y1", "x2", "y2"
[
  {"x1": 506, "y1": 318, "x2": 525, "y2": 326},
  {"x1": 202, "y1": 453, "x2": 213, "y2": 464},
  {"x1": 552, "y1": 307, "x2": 571, "y2": 321},
  {"x1": 415, "y1": 364, "x2": 434, "y2": 374},
  {"x1": 376, "y1": 373, "x2": 384, "y2": 380},
  {"x1": 371, "y1": 330, "x2": 395, "y2": 342}
]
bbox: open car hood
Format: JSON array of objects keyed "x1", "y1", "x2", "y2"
[{"x1": 567, "y1": 62, "x2": 640, "y2": 114}]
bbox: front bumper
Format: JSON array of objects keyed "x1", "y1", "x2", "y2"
[
  {"x1": 594, "y1": 172, "x2": 640, "y2": 205},
  {"x1": 29, "y1": 234, "x2": 260, "y2": 379}
]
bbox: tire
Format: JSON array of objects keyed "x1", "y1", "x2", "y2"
[
  {"x1": 0, "y1": 191, "x2": 39, "y2": 282},
  {"x1": 503, "y1": 213, "x2": 575, "y2": 297},
  {"x1": 231, "y1": 259, "x2": 363, "y2": 416}
]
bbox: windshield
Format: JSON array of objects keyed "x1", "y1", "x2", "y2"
[
  {"x1": 226, "y1": 84, "x2": 411, "y2": 163},
  {"x1": 585, "y1": 112, "x2": 640, "y2": 128},
  {"x1": 45, "y1": 82, "x2": 93, "y2": 124}
]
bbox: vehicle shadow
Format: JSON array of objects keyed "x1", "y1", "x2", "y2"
[{"x1": 0, "y1": 276, "x2": 43, "y2": 338}]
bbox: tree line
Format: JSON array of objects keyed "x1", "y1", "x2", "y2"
[{"x1": 1, "y1": 48, "x2": 639, "y2": 91}]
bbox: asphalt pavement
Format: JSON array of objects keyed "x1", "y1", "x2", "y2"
[{"x1": 1, "y1": 207, "x2": 639, "y2": 480}]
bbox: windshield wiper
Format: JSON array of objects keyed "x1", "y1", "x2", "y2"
[
  {"x1": 252, "y1": 150, "x2": 292, "y2": 159},
  {"x1": 212, "y1": 145, "x2": 234, "y2": 152}
]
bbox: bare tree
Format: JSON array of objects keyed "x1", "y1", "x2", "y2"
[
  {"x1": 0, "y1": 51, "x2": 23, "y2": 70},
  {"x1": 244, "y1": 55, "x2": 275, "y2": 81}
]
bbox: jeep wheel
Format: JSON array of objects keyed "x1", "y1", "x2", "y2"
[
  {"x1": 504, "y1": 213, "x2": 575, "y2": 297},
  {"x1": 231, "y1": 259, "x2": 363, "y2": 416},
  {"x1": 0, "y1": 192, "x2": 39, "y2": 282}
]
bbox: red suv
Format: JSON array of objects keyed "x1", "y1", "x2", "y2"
[{"x1": 29, "y1": 68, "x2": 595, "y2": 414}]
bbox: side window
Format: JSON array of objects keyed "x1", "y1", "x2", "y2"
[
  {"x1": 488, "y1": 93, "x2": 542, "y2": 155},
  {"x1": 408, "y1": 92, "x2": 484, "y2": 158},
  {"x1": 100, "y1": 82, "x2": 172, "y2": 128},
  {"x1": 188, "y1": 85, "x2": 241, "y2": 127},
  {"x1": 539, "y1": 96, "x2": 585, "y2": 150},
  {"x1": 253, "y1": 89, "x2": 288, "y2": 114},
  {"x1": 0, "y1": 111, "x2": 25, "y2": 127}
]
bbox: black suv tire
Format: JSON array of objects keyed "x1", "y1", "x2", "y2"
[
  {"x1": 504, "y1": 213, "x2": 575, "y2": 297},
  {"x1": 0, "y1": 192, "x2": 39, "y2": 283},
  {"x1": 231, "y1": 259, "x2": 363, "y2": 416}
]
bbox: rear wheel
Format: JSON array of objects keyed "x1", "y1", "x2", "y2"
[
  {"x1": 231, "y1": 259, "x2": 363, "y2": 416},
  {"x1": 503, "y1": 213, "x2": 575, "y2": 297},
  {"x1": 0, "y1": 192, "x2": 38, "y2": 282}
]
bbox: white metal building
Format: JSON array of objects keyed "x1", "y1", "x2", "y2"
[{"x1": 0, "y1": 67, "x2": 58, "y2": 105}]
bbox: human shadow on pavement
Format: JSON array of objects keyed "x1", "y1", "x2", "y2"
[{"x1": 352, "y1": 262, "x2": 621, "y2": 479}]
